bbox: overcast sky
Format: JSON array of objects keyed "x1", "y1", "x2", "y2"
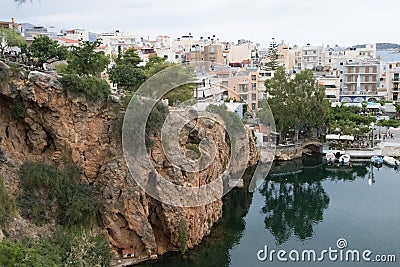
[{"x1": 1, "y1": 0, "x2": 398, "y2": 47}]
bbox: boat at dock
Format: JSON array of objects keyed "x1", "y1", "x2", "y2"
[
  {"x1": 338, "y1": 154, "x2": 351, "y2": 165},
  {"x1": 371, "y1": 156, "x2": 383, "y2": 166},
  {"x1": 383, "y1": 156, "x2": 400, "y2": 167},
  {"x1": 325, "y1": 152, "x2": 336, "y2": 163}
]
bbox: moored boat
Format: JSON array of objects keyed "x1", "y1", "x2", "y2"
[
  {"x1": 325, "y1": 152, "x2": 336, "y2": 163},
  {"x1": 383, "y1": 156, "x2": 400, "y2": 167},
  {"x1": 371, "y1": 156, "x2": 383, "y2": 166},
  {"x1": 339, "y1": 154, "x2": 351, "y2": 165}
]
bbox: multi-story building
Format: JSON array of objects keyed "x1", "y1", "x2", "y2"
[
  {"x1": 317, "y1": 76, "x2": 341, "y2": 102},
  {"x1": 204, "y1": 44, "x2": 224, "y2": 65},
  {"x1": 228, "y1": 41, "x2": 252, "y2": 65},
  {"x1": 100, "y1": 30, "x2": 140, "y2": 56},
  {"x1": 343, "y1": 44, "x2": 376, "y2": 61},
  {"x1": 227, "y1": 67, "x2": 260, "y2": 110},
  {"x1": 295, "y1": 44, "x2": 326, "y2": 70},
  {"x1": 258, "y1": 69, "x2": 274, "y2": 99},
  {"x1": 386, "y1": 62, "x2": 400, "y2": 102},
  {"x1": 343, "y1": 61, "x2": 379, "y2": 93},
  {"x1": 24, "y1": 25, "x2": 48, "y2": 40},
  {"x1": 339, "y1": 60, "x2": 382, "y2": 102},
  {"x1": 61, "y1": 29, "x2": 97, "y2": 42},
  {"x1": 277, "y1": 43, "x2": 295, "y2": 71}
]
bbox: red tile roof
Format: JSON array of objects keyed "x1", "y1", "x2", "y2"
[{"x1": 58, "y1": 38, "x2": 80, "y2": 44}]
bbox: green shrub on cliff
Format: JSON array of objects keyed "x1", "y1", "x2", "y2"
[
  {"x1": 11, "y1": 101, "x2": 26, "y2": 120},
  {"x1": 0, "y1": 228, "x2": 111, "y2": 267},
  {"x1": 18, "y1": 161, "x2": 98, "y2": 227},
  {"x1": 178, "y1": 218, "x2": 188, "y2": 254},
  {"x1": 55, "y1": 227, "x2": 111, "y2": 267},
  {"x1": 60, "y1": 74, "x2": 110, "y2": 102},
  {"x1": 0, "y1": 239, "x2": 60, "y2": 267},
  {"x1": 0, "y1": 174, "x2": 16, "y2": 228}
]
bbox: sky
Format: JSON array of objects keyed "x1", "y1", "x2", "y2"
[{"x1": 1, "y1": 0, "x2": 399, "y2": 47}]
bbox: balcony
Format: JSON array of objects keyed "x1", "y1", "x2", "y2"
[
  {"x1": 344, "y1": 81, "x2": 377, "y2": 84},
  {"x1": 393, "y1": 78, "x2": 400, "y2": 82},
  {"x1": 345, "y1": 72, "x2": 378, "y2": 75},
  {"x1": 393, "y1": 87, "x2": 399, "y2": 92}
]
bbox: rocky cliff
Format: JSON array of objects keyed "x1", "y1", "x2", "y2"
[{"x1": 0, "y1": 67, "x2": 258, "y2": 264}]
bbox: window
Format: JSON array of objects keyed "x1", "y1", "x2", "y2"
[
  {"x1": 252, "y1": 83, "x2": 257, "y2": 90},
  {"x1": 340, "y1": 62, "x2": 343, "y2": 66},
  {"x1": 251, "y1": 75, "x2": 256, "y2": 81},
  {"x1": 252, "y1": 93, "x2": 257, "y2": 100},
  {"x1": 242, "y1": 94, "x2": 247, "y2": 101},
  {"x1": 251, "y1": 103, "x2": 256, "y2": 110}
]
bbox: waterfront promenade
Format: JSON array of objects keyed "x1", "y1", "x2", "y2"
[{"x1": 323, "y1": 127, "x2": 400, "y2": 158}]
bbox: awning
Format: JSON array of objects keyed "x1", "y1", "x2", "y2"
[
  {"x1": 326, "y1": 134, "x2": 340, "y2": 140},
  {"x1": 326, "y1": 134, "x2": 354, "y2": 141},
  {"x1": 340, "y1": 135, "x2": 354, "y2": 141}
]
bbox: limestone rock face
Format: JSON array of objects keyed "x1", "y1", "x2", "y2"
[{"x1": 0, "y1": 68, "x2": 258, "y2": 261}]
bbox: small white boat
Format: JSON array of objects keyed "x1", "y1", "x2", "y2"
[
  {"x1": 371, "y1": 156, "x2": 383, "y2": 165},
  {"x1": 383, "y1": 156, "x2": 400, "y2": 167},
  {"x1": 325, "y1": 152, "x2": 336, "y2": 163},
  {"x1": 339, "y1": 154, "x2": 351, "y2": 165}
]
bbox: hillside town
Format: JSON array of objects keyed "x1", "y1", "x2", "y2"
[
  {"x1": 1, "y1": 8, "x2": 400, "y2": 267},
  {"x1": 1, "y1": 17, "x2": 400, "y2": 110}
]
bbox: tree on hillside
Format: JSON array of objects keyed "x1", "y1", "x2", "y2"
[
  {"x1": 108, "y1": 47, "x2": 146, "y2": 92},
  {"x1": 0, "y1": 28, "x2": 25, "y2": 56},
  {"x1": 142, "y1": 55, "x2": 172, "y2": 77},
  {"x1": 27, "y1": 35, "x2": 67, "y2": 66},
  {"x1": 67, "y1": 39, "x2": 110, "y2": 77},
  {"x1": 115, "y1": 46, "x2": 142, "y2": 66},
  {"x1": 110, "y1": 54, "x2": 194, "y2": 106}
]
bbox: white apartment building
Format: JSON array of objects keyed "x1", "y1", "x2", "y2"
[
  {"x1": 61, "y1": 29, "x2": 97, "y2": 42},
  {"x1": 277, "y1": 43, "x2": 295, "y2": 71},
  {"x1": 343, "y1": 44, "x2": 376, "y2": 61},
  {"x1": 228, "y1": 42, "x2": 252, "y2": 65},
  {"x1": 385, "y1": 62, "x2": 400, "y2": 102},
  {"x1": 295, "y1": 44, "x2": 326, "y2": 70},
  {"x1": 317, "y1": 76, "x2": 341, "y2": 102},
  {"x1": 100, "y1": 30, "x2": 140, "y2": 56}
]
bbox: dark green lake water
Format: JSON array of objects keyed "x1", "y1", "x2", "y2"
[{"x1": 138, "y1": 159, "x2": 400, "y2": 266}]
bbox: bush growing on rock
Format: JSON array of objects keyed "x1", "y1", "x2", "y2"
[
  {"x1": 18, "y1": 161, "x2": 99, "y2": 227},
  {"x1": 0, "y1": 174, "x2": 16, "y2": 228},
  {"x1": 60, "y1": 74, "x2": 111, "y2": 103}
]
